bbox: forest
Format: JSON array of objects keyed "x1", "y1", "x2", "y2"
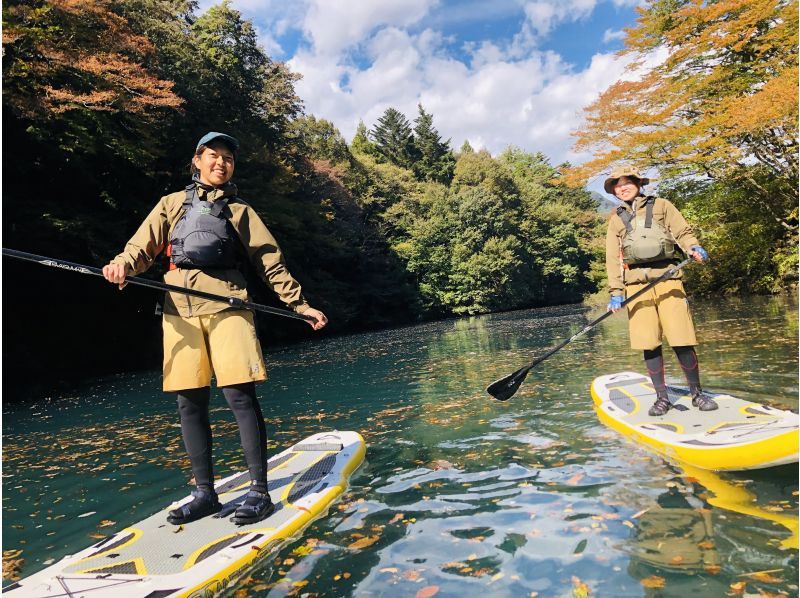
[{"x1": 2, "y1": 0, "x2": 796, "y2": 388}]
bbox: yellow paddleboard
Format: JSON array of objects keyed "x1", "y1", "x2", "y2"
[{"x1": 591, "y1": 372, "x2": 798, "y2": 471}]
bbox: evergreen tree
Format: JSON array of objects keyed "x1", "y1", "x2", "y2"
[
  {"x1": 351, "y1": 120, "x2": 378, "y2": 156},
  {"x1": 411, "y1": 104, "x2": 455, "y2": 184},
  {"x1": 459, "y1": 140, "x2": 475, "y2": 155},
  {"x1": 370, "y1": 107, "x2": 416, "y2": 167}
]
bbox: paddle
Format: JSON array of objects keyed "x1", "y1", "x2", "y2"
[
  {"x1": 2, "y1": 248, "x2": 315, "y2": 323},
  {"x1": 486, "y1": 257, "x2": 693, "y2": 401}
]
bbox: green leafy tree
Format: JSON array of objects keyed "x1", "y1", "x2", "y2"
[
  {"x1": 370, "y1": 107, "x2": 417, "y2": 168},
  {"x1": 411, "y1": 104, "x2": 455, "y2": 184},
  {"x1": 291, "y1": 115, "x2": 351, "y2": 164}
]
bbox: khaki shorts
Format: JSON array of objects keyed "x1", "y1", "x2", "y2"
[
  {"x1": 162, "y1": 310, "x2": 267, "y2": 392},
  {"x1": 625, "y1": 278, "x2": 698, "y2": 350}
]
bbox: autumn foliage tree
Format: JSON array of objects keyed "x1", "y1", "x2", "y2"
[
  {"x1": 3, "y1": 0, "x2": 182, "y2": 150},
  {"x1": 570, "y1": 0, "x2": 798, "y2": 292}
]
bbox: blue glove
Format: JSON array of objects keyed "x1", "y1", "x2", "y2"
[
  {"x1": 690, "y1": 245, "x2": 709, "y2": 262},
  {"x1": 607, "y1": 295, "x2": 623, "y2": 312}
]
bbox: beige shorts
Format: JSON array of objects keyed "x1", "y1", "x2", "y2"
[
  {"x1": 625, "y1": 278, "x2": 698, "y2": 350},
  {"x1": 162, "y1": 310, "x2": 267, "y2": 392}
]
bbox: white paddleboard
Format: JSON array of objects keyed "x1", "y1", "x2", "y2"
[{"x1": 6, "y1": 430, "x2": 365, "y2": 597}]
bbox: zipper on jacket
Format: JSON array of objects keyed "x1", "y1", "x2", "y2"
[{"x1": 184, "y1": 269, "x2": 193, "y2": 316}]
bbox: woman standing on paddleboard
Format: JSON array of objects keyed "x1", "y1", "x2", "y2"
[
  {"x1": 102, "y1": 132, "x2": 327, "y2": 525},
  {"x1": 604, "y1": 166, "x2": 715, "y2": 417}
]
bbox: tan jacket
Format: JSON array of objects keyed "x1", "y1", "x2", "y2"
[
  {"x1": 112, "y1": 182, "x2": 310, "y2": 317},
  {"x1": 606, "y1": 196, "x2": 699, "y2": 296}
]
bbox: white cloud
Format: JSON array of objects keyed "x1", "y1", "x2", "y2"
[
  {"x1": 603, "y1": 28, "x2": 626, "y2": 43},
  {"x1": 203, "y1": 0, "x2": 655, "y2": 177},
  {"x1": 290, "y1": 25, "x2": 641, "y2": 170},
  {"x1": 522, "y1": 0, "x2": 598, "y2": 38},
  {"x1": 301, "y1": 0, "x2": 437, "y2": 56}
]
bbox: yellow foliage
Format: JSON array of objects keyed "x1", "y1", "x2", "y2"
[{"x1": 567, "y1": 0, "x2": 798, "y2": 195}]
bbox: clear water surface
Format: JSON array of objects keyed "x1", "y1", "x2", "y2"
[{"x1": 3, "y1": 294, "x2": 798, "y2": 597}]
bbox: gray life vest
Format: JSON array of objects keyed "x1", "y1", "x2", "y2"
[
  {"x1": 617, "y1": 196, "x2": 677, "y2": 266},
  {"x1": 169, "y1": 185, "x2": 238, "y2": 269}
]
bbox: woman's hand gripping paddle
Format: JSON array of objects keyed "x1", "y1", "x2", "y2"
[{"x1": 486, "y1": 258, "x2": 693, "y2": 401}]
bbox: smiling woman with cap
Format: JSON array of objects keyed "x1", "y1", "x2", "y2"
[
  {"x1": 604, "y1": 165, "x2": 715, "y2": 417},
  {"x1": 101, "y1": 132, "x2": 328, "y2": 525}
]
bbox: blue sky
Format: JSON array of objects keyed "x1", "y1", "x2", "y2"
[{"x1": 200, "y1": 0, "x2": 646, "y2": 190}]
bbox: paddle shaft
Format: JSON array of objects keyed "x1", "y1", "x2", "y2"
[
  {"x1": 486, "y1": 257, "x2": 695, "y2": 400},
  {"x1": 519, "y1": 257, "x2": 693, "y2": 376},
  {"x1": 2, "y1": 248, "x2": 314, "y2": 323}
]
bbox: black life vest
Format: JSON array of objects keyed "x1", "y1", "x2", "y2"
[{"x1": 169, "y1": 184, "x2": 238, "y2": 269}]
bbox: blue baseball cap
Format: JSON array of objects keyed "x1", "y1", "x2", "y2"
[{"x1": 196, "y1": 131, "x2": 240, "y2": 152}]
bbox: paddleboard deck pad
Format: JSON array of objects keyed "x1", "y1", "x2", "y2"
[
  {"x1": 5, "y1": 430, "x2": 366, "y2": 598},
  {"x1": 591, "y1": 372, "x2": 798, "y2": 471}
]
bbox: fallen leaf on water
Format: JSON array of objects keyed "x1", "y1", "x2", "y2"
[
  {"x1": 431, "y1": 460, "x2": 454, "y2": 470},
  {"x1": 704, "y1": 564, "x2": 721, "y2": 575},
  {"x1": 99, "y1": 520, "x2": 115, "y2": 528},
  {"x1": 403, "y1": 569, "x2": 421, "y2": 581},
  {"x1": 571, "y1": 575, "x2": 590, "y2": 597},
  {"x1": 2, "y1": 556, "x2": 24, "y2": 581},
  {"x1": 729, "y1": 581, "x2": 747, "y2": 595},
  {"x1": 380, "y1": 567, "x2": 399, "y2": 574},
  {"x1": 88, "y1": 533, "x2": 106, "y2": 540},
  {"x1": 348, "y1": 536, "x2": 379, "y2": 550},
  {"x1": 467, "y1": 553, "x2": 478, "y2": 561},
  {"x1": 698, "y1": 540, "x2": 715, "y2": 550},
  {"x1": 389, "y1": 513, "x2": 404, "y2": 524},
  {"x1": 640, "y1": 576, "x2": 665, "y2": 589},
  {"x1": 567, "y1": 473, "x2": 584, "y2": 486},
  {"x1": 631, "y1": 508, "x2": 650, "y2": 519},
  {"x1": 416, "y1": 586, "x2": 439, "y2": 598},
  {"x1": 670, "y1": 555, "x2": 684, "y2": 565},
  {"x1": 490, "y1": 572, "x2": 504, "y2": 583}
]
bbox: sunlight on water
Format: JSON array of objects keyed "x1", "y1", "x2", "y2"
[{"x1": 3, "y1": 295, "x2": 797, "y2": 596}]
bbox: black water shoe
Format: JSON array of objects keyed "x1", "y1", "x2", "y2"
[
  {"x1": 648, "y1": 394, "x2": 672, "y2": 417},
  {"x1": 232, "y1": 488, "x2": 275, "y2": 525},
  {"x1": 167, "y1": 488, "x2": 222, "y2": 525},
  {"x1": 691, "y1": 391, "x2": 718, "y2": 411}
]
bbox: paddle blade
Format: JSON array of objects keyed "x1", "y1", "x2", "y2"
[{"x1": 486, "y1": 367, "x2": 530, "y2": 401}]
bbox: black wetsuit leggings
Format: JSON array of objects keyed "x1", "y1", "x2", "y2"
[
  {"x1": 176, "y1": 382, "x2": 267, "y2": 492},
  {"x1": 644, "y1": 345, "x2": 702, "y2": 397}
]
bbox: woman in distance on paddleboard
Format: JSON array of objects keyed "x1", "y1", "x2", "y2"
[
  {"x1": 604, "y1": 166, "x2": 715, "y2": 417},
  {"x1": 102, "y1": 132, "x2": 327, "y2": 525}
]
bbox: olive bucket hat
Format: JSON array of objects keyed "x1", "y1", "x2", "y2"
[{"x1": 604, "y1": 165, "x2": 650, "y2": 194}]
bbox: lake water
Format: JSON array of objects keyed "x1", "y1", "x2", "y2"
[{"x1": 3, "y1": 294, "x2": 798, "y2": 596}]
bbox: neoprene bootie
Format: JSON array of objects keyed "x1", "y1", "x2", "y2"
[
  {"x1": 167, "y1": 488, "x2": 222, "y2": 525},
  {"x1": 232, "y1": 487, "x2": 275, "y2": 525}
]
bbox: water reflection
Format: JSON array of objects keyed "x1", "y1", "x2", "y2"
[{"x1": 2, "y1": 295, "x2": 797, "y2": 596}]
